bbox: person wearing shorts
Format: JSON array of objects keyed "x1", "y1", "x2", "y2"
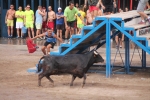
[
  {"x1": 15, "y1": 6, "x2": 24, "y2": 38},
  {"x1": 47, "y1": 6, "x2": 56, "y2": 30},
  {"x1": 24, "y1": 5, "x2": 35, "y2": 38},
  {"x1": 84, "y1": 0, "x2": 100, "y2": 20},
  {"x1": 31, "y1": 28, "x2": 63, "y2": 55},
  {"x1": 5, "y1": 5, "x2": 15, "y2": 38},
  {"x1": 76, "y1": 6, "x2": 86, "y2": 34},
  {"x1": 35, "y1": 6, "x2": 45, "y2": 38},
  {"x1": 137, "y1": 0, "x2": 150, "y2": 24},
  {"x1": 64, "y1": 1, "x2": 78, "y2": 43},
  {"x1": 56, "y1": 7, "x2": 64, "y2": 39},
  {"x1": 42, "y1": 7, "x2": 47, "y2": 33}
]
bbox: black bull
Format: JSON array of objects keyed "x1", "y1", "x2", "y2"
[{"x1": 37, "y1": 50, "x2": 104, "y2": 87}]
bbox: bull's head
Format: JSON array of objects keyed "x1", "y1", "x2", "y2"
[{"x1": 93, "y1": 50, "x2": 104, "y2": 63}]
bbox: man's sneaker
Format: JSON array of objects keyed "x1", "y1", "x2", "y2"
[
  {"x1": 138, "y1": 21, "x2": 146, "y2": 24},
  {"x1": 64, "y1": 39, "x2": 68, "y2": 44},
  {"x1": 146, "y1": 18, "x2": 150, "y2": 24}
]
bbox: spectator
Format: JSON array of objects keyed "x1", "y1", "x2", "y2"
[
  {"x1": 137, "y1": 0, "x2": 150, "y2": 24},
  {"x1": 75, "y1": 3, "x2": 79, "y2": 9},
  {"x1": 56, "y1": 7, "x2": 64, "y2": 39},
  {"x1": 31, "y1": 28, "x2": 63, "y2": 55},
  {"x1": 47, "y1": 6, "x2": 56, "y2": 30},
  {"x1": 15, "y1": 6, "x2": 24, "y2": 38},
  {"x1": 84, "y1": 0, "x2": 101, "y2": 20},
  {"x1": 35, "y1": 6, "x2": 45, "y2": 40},
  {"x1": 76, "y1": 6, "x2": 86, "y2": 34},
  {"x1": 5, "y1": 4, "x2": 15, "y2": 38},
  {"x1": 100, "y1": 0, "x2": 116, "y2": 15},
  {"x1": 64, "y1": 1, "x2": 78, "y2": 43},
  {"x1": 42, "y1": 7, "x2": 47, "y2": 33},
  {"x1": 24, "y1": 5, "x2": 35, "y2": 38},
  {"x1": 86, "y1": 6, "x2": 93, "y2": 25}
]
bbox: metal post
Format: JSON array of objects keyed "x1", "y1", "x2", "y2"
[
  {"x1": 79, "y1": 0, "x2": 81, "y2": 5},
  {"x1": 16, "y1": 0, "x2": 18, "y2": 10},
  {"x1": 106, "y1": 19, "x2": 111, "y2": 78},
  {"x1": 66, "y1": 0, "x2": 67, "y2": 6},
  {"x1": 24, "y1": 0, "x2": 26, "y2": 8},
  {"x1": 142, "y1": 41, "x2": 146, "y2": 68},
  {"x1": 125, "y1": 35, "x2": 130, "y2": 74},
  {"x1": 1, "y1": 0, "x2": 3, "y2": 37},
  {"x1": 8, "y1": 0, "x2": 11, "y2": 8},
  {"x1": 123, "y1": 0, "x2": 125, "y2": 11},
  {"x1": 39, "y1": 0, "x2": 42, "y2": 6},
  {"x1": 31, "y1": 0, "x2": 34, "y2": 11},
  {"x1": 58, "y1": 0, "x2": 60, "y2": 7},
  {"x1": 54, "y1": 0, "x2": 58, "y2": 12},
  {"x1": 46, "y1": 0, "x2": 49, "y2": 11}
]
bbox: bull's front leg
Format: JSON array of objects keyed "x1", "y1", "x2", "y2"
[
  {"x1": 82, "y1": 74, "x2": 86, "y2": 88},
  {"x1": 70, "y1": 75, "x2": 76, "y2": 86},
  {"x1": 46, "y1": 75, "x2": 54, "y2": 86},
  {"x1": 38, "y1": 73, "x2": 44, "y2": 86}
]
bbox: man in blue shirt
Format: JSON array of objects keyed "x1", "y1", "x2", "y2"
[{"x1": 56, "y1": 7, "x2": 64, "y2": 39}]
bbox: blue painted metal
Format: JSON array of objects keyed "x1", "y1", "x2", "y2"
[
  {"x1": 54, "y1": 0, "x2": 58, "y2": 12},
  {"x1": 110, "y1": 20, "x2": 150, "y2": 54},
  {"x1": 16, "y1": 0, "x2": 18, "y2": 10},
  {"x1": 8, "y1": 0, "x2": 10, "y2": 8},
  {"x1": 23, "y1": 0, "x2": 26, "y2": 8},
  {"x1": 142, "y1": 41, "x2": 146, "y2": 68},
  {"x1": 39, "y1": 0, "x2": 42, "y2": 6},
  {"x1": 46, "y1": 0, "x2": 49, "y2": 11},
  {"x1": 31, "y1": 0, "x2": 34, "y2": 11},
  {"x1": 125, "y1": 35, "x2": 130, "y2": 74},
  {"x1": 106, "y1": 19, "x2": 111, "y2": 78}
]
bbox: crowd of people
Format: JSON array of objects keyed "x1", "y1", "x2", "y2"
[{"x1": 4, "y1": 0, "x2": 150, "y2": 55}]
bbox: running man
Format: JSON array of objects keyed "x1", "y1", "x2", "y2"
[
  {"x1": 24, "y1": 5, "x2": 35, "y2": 38},
  {"x1": 84, "y1": 0, "x2": 101, "y2": 20},
  {"x1": 35, "y1": 6, "x2": 45, "y2": 37},
  {"x1": 15, "y1": 6, "x2": 24, "y2": 38},
  {"x1": 64, "y1": 1, "x2": 78, "y2": 43},
  {"x1": 100, "y1": 0, "x2": 116, "y2": 15},
  {"x1": 47, "y1": 6, "x2": 56, "y2": 30},
  {"x1": 31, "y1": 28, "x2": 63, "y2": 55},
  {"x1": 137, "y1": 0, "x2": 150, "y2": 24},
  {"x1": 5, "y1": 4, "x2": 16, "y2": 38}
]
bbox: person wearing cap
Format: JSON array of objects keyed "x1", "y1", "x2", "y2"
[
  {"x1": 56, "y1": 7, "x2": 64, "y2": 39},
  {"x1": 47, "y1": 6, "x2": 56, "y2": 30},
  {"x1": 31, "y1": 28, "x2": 63, "y2": 55},
  {"x1": 35, "y1": 6, "x2": 45, "y2": 39},
  {"x1": 15, "y1": 6, "x2": 24, "y2": 38},
  {"x1": 42, "y1": 7, "x2": 47, "y2": 33},
  {"x1": 24, "y1": 5, "x2": 35, "y2": 38}
]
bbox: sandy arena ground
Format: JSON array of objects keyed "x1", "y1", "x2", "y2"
[{"x1": 0, "y1": 44, "x2": 150, "y2": 100}]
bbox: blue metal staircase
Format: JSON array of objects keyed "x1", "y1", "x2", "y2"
[{"x1": 50, "y1": 10, "x2": 150, "y2": 78}]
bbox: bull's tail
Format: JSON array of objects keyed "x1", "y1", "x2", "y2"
[{"x1": 37, "y1": 56, "x2": 45, "y2": 73}]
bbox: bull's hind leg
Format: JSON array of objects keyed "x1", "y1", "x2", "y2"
[
  {"x1": 46, "y1": 75, "x2": 54, "y2": 86},
  {"x1": 82, "y1": 74, "x2": 87, "y2": 88},
  {"x1": 38, "y1": 73, "x2": 45, "y2": 86},
  {"x1": 70, "y1": 75, "x2": 76, "y2": 86}
]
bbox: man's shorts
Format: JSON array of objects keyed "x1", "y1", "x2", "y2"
[
  {"x1": 26, "y1": 21, "x2": 34, "y2": 28},
  {"x1": 42, "y1": 21, "x2": 47, "y2": 29},
  {"x1": 89, "y1": 6, "x2": 99, "y2": 12},
  {"x1": 44, "y1": 41, "x2": 56, "y2": 48},
  {"x1": 56, "y1": 24, "x2": 64, "y2": 30},
  {"x1": 77, "y1": 24, "x2": 84, "y2": 28},
  {"x1": 7, "y1": 19, "x2": 14, "y2": 27},
  {"x1": 36, "y1": 23, "x2": 42, "y2": 29},
  {"x1": 16, "y1": 22, "x2": 23, "y2": 28},
  {"x1": 117, "y1": 32, "x2": 122, "y2": 38},
  {"x1": 47, "y1": 22, "x2": 54, "y2": 30},
  {"x1": 103, "y1": 5, "x2": 113, "y2": 13},
  {"x1": 67, "y1": 21, "x2": 75, "y2": 28},
  {"x1": 137, "y1": 0, "x2": 148, "y2": 12}
]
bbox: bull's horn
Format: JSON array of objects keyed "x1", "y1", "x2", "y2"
[{"x1": 94, "y1": 51, "x2": 98, "y2": 55}]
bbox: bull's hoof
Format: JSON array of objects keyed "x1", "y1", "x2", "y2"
[
  {"x1": 82, "y1": 84, "x2": 85, "y2": 88},
  {"x1": 70, "y1": 84, "x2": 73, "y2": 87}
]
